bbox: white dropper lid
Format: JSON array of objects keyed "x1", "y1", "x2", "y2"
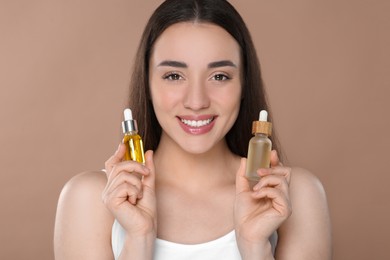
[
  {"x1": 252, "y1": 109, "x2": 272, "y2": 135},
  {"x1": 122, "y1": 108, "x2": 138, "y2": 133},
  {"x1": 124, "y1": 108, "x2": 133, "y2": 121},
  {"x1": 259, "y1": 110, "x2": 268, "y2": 122}
]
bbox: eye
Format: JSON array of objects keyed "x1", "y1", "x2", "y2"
[
  {"x1": 163, "y1": 72, "x2": 183, "y2": 81},
  {"x1": 212, "y1": 73, "x2": 230, "y2": 81}
]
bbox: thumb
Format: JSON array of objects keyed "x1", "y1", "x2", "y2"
[
  {"x1": 105, "y1": 143, "x2": 127, "y2": 174},
  {"x1": 235, "y1": 158, "x2": 251, "y2": 194},
  {"x1": 143, "y1": 150, "x2": 156, "y2": 190},
  {"x1": 270, "y1": 150, "x2": 282, "y2": 167}
]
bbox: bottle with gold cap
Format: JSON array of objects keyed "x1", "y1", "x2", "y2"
[
  {"x1": 122, "y1": 108, "x2": 145, "y2": 164},
  {"x1": 245, "y1": 110, "x2": 272, "y2": 183}
]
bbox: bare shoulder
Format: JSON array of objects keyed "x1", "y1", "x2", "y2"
[
  {"x1": 54, "y1": 171, "x2": 114, "y2": 259},
  {"x1": 59, "y1": 170, "x2": 108, "y2": 200},
  {"x1": 275, "y1": 167, "x2": 332, "y2": 260},
  {"x1": 57, "y1": 170, "x2": 110, "y2": 215},
  {"x1": 290, "y1": 167, "x2": 327, "y2": 199},
  {"x1": 288, "y1": 167, "x2": 330, "y2": 222}
]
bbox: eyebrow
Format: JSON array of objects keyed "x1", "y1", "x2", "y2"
[
  {"x1": 208, "y1": 60, "x2": 237, "y2": 68},
  {"x1": 157, "y1": 60, "x2": 187, "y2": 68},
  {"x1": 157, "y1": 60, "x2": 237, "y2": 69}
]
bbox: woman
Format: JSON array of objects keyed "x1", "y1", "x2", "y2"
[{"x1": 54, "y1": 0, "x2": 332, "y2": 259}]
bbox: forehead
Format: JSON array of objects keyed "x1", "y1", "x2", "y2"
[{"x1": 150, "y1": 22, "x2": 241, "y2": 65}]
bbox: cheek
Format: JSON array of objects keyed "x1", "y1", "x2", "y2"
[
  {"x1": 218, "y1": 86, "x2": 242, "y2": 126},
  {"x1": 228, "y1": 95, "x2": 241, "y2": 122},
  {"x1": 216, "y1": 86, "x2": 241, "y2": 111},
  {"x1": 150, "y1": 85, "x2": 182, "y2": 113}
]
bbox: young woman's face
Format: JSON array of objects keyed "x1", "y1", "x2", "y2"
[{"x1": 149, "y1": 22, "x2": 242, "y2": 154}]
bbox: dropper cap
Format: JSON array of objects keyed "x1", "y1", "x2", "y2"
[
  {"x1": 122, "y1": 108, "x2": 138, "y2": 133},
  {"x1": 252, "y1": 110, "x2": 272, "y2": 136}
]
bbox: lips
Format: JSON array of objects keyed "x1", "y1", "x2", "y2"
[{"x1": 177, "y1": 115, "x2": 216, "y2": 135}]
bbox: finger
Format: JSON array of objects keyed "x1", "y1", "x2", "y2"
[
  {"x1": 104, "y1": 171, "x2": 144, "y2": 199},
  {"x1": 105, "y1": 182, "x2": 142, "y2": 207},
  {"x1": 105, "y1": 143, "x2": 127, "y2": 176},
  {"x1": 252, "y1": 187, "x2": 292, "y2": 217},
  {"x1": 107, "y1": 161, "x2": 150, "y2": 184},
  {"x1": 143, "y1": 150, "x2": 156, "y2": 190},
  {"x1": 253, "y1": 175, "x2": 289, "y2": 194},
  {"x1": 270, "y1": 150, "x2": 283, "y2": 167},
  {"x1": 235, "y1": 158, "x2": 251, "y2": 194},
  {"x1": 257, "y1": 166, "x2": 291, "y2": 185}
]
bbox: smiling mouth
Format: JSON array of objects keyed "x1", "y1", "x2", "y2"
[{"x1": 180, "y1": 117, "x2": 215, "y2": 127}]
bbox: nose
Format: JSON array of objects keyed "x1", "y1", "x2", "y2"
[{"x1": 183, "y1": 79, "x2": 210, "y2": 110}]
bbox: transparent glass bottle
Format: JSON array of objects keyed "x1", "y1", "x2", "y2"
[{"x1": 245, "y1": 110, "x2": 272, "y2": 184}]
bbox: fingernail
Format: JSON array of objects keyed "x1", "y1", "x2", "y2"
[{"x1": 258, "y1": 168, "x2": 270, "y2": 175}]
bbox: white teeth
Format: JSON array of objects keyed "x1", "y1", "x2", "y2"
[{"x1": 181, "y1": 118, "x2": 213, "y2": 127}]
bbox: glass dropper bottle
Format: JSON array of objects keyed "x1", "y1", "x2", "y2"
[
  {"x1": 245, "y1": 110, "x2": 272, "y2": 184},
  {"x1": 122, "y1": 108, "x2": 145, "y2": 164}
]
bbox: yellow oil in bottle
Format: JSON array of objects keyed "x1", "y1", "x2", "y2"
[{"x1": 123, "y1": 132, "x2": 145, "y2": 164}]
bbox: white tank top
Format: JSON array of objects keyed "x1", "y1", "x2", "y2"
[{"x1": 112, "y1": 220, "x2": 277, "y2": 259}]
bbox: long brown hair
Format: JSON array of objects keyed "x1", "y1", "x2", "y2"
[{"x1": 128, "y1": 0, "x2": 281, "y2": 158}]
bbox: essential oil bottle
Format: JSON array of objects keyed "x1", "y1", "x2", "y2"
[
  {"x1": 245, "y1": 110, "x2": 272, "y2": 183},
  {"x1": 121, "y1": 108, "x2": 145, "y2": 164}
]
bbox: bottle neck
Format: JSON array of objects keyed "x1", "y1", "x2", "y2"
[
  {"x1": 124, "y1": 130, "x2": 138, "y2": 136},
  {"x1": 122, "y1": 120, "x2": 138, "y2": 133},
  {"x1": 255, "y1": 132, "x2": 268, "y2": 137}
]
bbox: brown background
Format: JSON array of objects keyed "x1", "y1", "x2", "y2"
[{"x1": 1, "y1": 0, "x2": 389, "y2": 259}]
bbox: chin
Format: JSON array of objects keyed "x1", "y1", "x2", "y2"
[
  {"x1": 179, "y1": 137, "x2": 224, "y2": 156},
  {"x1": 182, "y1": 146, "x2": 212, "y2": 155}
]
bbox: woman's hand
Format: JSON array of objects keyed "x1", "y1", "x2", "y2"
[
  {"x1": 102, "y1": 144, "x2": 157, "y2": 237},
  {"x1": 234, "y1": 150, "x2": 292, "y2": 258}
]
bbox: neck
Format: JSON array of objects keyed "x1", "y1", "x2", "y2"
[{"x1": 153, "y1": 133, "x2": 240, "y2": 190}]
